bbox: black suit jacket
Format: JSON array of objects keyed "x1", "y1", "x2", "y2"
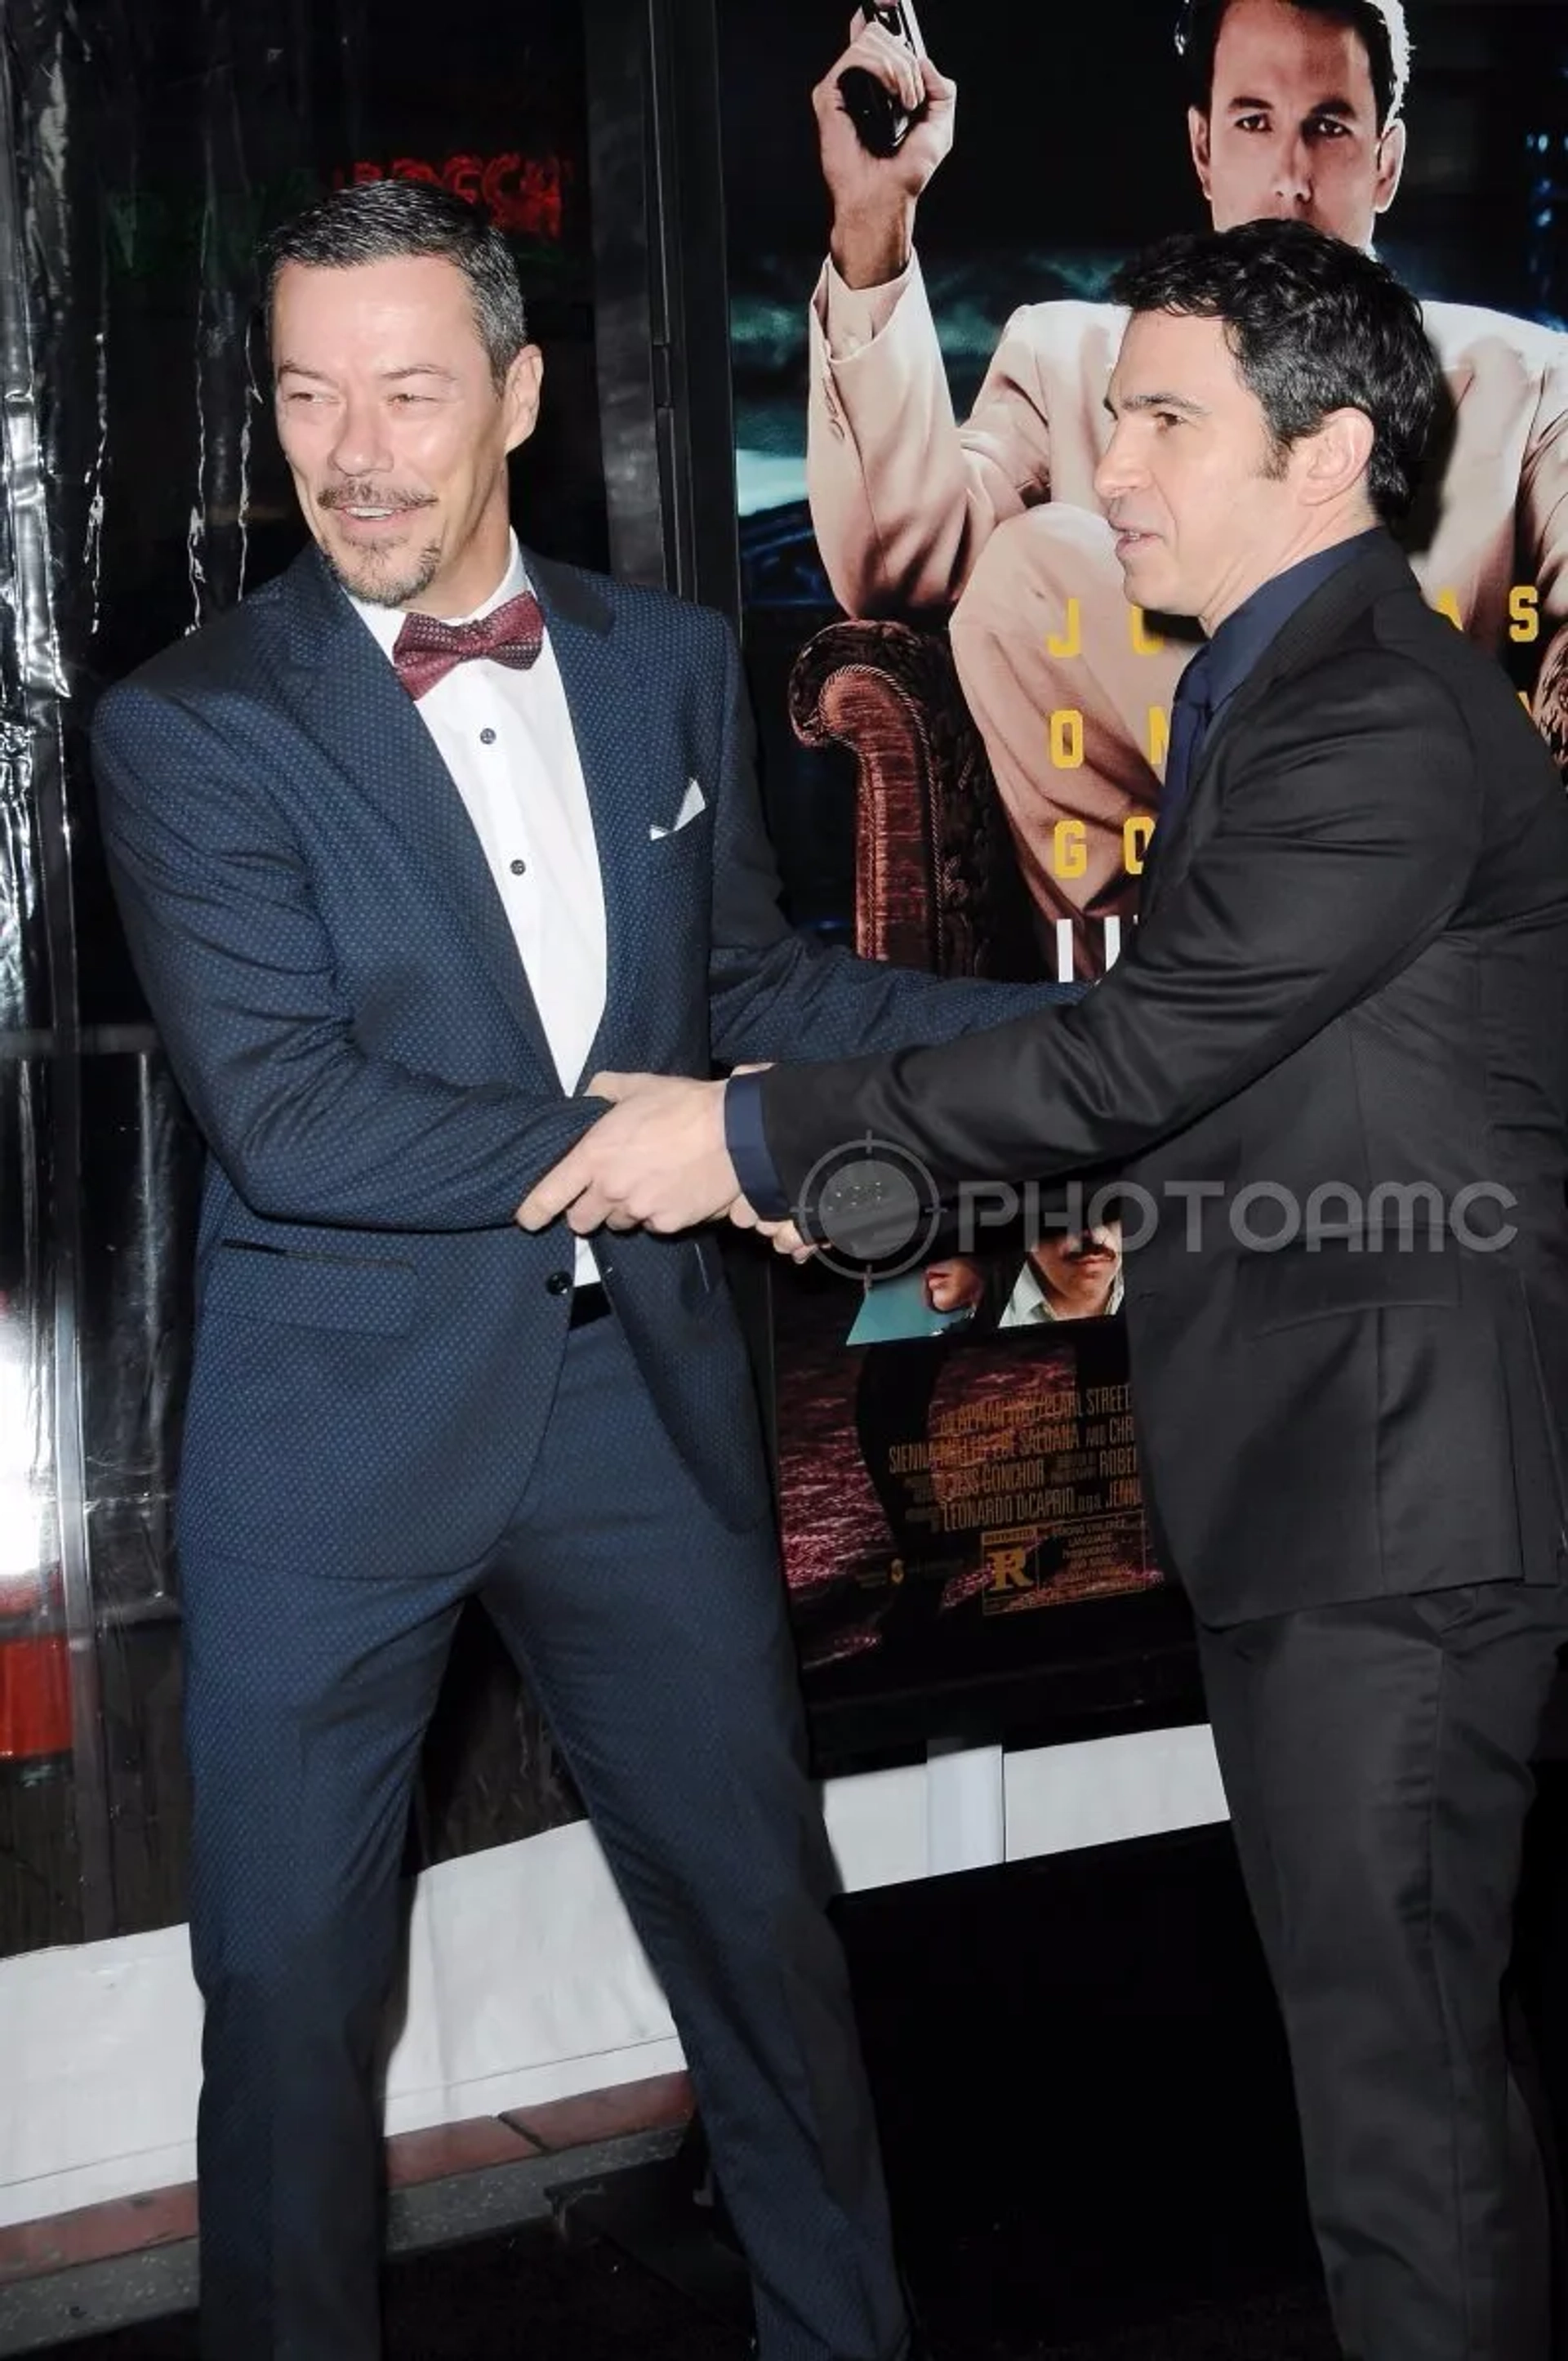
[{"x1": 760, "y1": 535, "x2": 1568, "y2": 1622}]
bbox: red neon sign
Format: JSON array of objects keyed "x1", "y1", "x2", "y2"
[{"x1": 335, "y1": 154, "x2": 569, "y2": 241}]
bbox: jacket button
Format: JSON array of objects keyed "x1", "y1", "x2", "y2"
[{"x1": 546, "y1": 1270, "x2": 572, "y2": 1296}]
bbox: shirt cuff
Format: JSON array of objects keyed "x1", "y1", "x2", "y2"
[
  {"x1": 724, "y1": 1071, "x2": 790, "y2": 1221},
  {"x1": 818, "y1": 253, "x2": 911, "y2": 359}
]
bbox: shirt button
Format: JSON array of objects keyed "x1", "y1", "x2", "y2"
[
  {"x1": 479, "y1": 727, "x2": 497, "y2": 746},
  {"x1": 510, "y1": 857, "x2": 527, "y2": 875}
]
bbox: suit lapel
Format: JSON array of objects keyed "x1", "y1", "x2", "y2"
[
  {"x1": 278, "y1": 546, "x2": 556, "y2": 1070},
  {"x1": 1140, "y1": 533, "x2": 1417, "y2": 924},
  {"x1": 527, "y1": 550, "x2": 648, "y2": 1071}
]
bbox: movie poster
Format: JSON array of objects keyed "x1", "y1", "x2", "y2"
[{"x1": 719, "y1": 0, "x2": 1568, "y2": 1708}]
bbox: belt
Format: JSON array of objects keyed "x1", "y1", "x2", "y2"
[{"x1": 568, "y1": 1281, "x2": 612, "y2": 1330}]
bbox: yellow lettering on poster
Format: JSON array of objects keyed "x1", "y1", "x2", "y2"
[
  {"x1": 1047, "y1": 599, "x2": 1082, "y2": 660},
  {"x1": 1510, "y1": 585, "x2": 1540, "y2": 644},
  {"x1": 1432, "y1": 588, "x2": 1463, "y2": 629},
  {"x1": 1130, "y1": 607, "x2": 1165, "y2": 655},
  {"x1": 986, "y1": 1546, "x2": 1035, "y2": 1594},
  {"x1": 1148, "y1": 706, "x2": 1169, "y2": 768},
  {"x1": 1053, "y1": 819, "x2": 1088, "y2": 880},
  {"x1": 1124, "y1": 816, "x2": 1154, "y2": 875},
  {"x1": 1049, "y1": 710, "x2": 1085, "y2": 769}
]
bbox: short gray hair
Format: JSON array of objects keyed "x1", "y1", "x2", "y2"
[{"x1": 261, "y1": 180, "x2": 528, "y2": 385}]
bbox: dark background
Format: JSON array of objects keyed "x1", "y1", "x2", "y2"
[{"x1": 0, "y1": 0, "x2": 613, "y2": 1955}]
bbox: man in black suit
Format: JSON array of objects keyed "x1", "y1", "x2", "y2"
[{"x1": 526, "y1": 221, "x2": 1568, "y2": 2360}]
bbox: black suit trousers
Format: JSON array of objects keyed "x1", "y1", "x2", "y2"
[
  {"x1": 1197, "y1": 1583, "x2": 1568, "y2": 2361},
  {"x1": 183, "y1": 1312, "x2": 906, "y2": 2361}
]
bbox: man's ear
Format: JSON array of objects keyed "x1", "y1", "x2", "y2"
[
  {"x1": 1373, "y1": 116, "x2": 1407, "y2": 217},
  {"x1": 504, "y1": 344, "x2": 544, "y2": 455},
  {"x1": 1295, "y1": 406, "x2": 1377, "y2": 509},
  {"x1": 1188, "y1": 105, "x2": 1214, "y2": 207}
]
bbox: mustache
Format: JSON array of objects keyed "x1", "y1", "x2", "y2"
[{"x1": 317, "y1": 484, "x2": 434, "y2": 513}]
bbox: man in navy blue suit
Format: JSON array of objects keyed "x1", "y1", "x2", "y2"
[{"x1": 91, "y1": 180, "x2": 1068, "y2": 2361}]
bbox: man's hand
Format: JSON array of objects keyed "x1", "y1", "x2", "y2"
[
  {"x1": 814, "y1": 11, "x2": 956, "y2": 289},
  {"x1": 515, "y1": 1074, "x2": 737, "y2": 1236},
  {"x1": 728, "y1": 1195, "x2": 817, "y2": 1264}
]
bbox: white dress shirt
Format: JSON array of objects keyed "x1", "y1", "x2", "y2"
[{"x1": 352, "y1": 536, "x2": 605, "y2": 1283}]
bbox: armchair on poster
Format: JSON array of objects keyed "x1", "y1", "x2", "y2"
[{"x1": 786, "y1": 618, "x2": 1042, "y2": 983}]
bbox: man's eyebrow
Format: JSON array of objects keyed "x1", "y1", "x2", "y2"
[
  {"x1": 1226, "y1": 91, "x2": 1361, "y2": 116},
  {"x1": 1103, "y1": 392, "x2": 1210, "y2": 419},
  {"x1": 274, "y1": 361, "x2": 461, "y2": 382}
]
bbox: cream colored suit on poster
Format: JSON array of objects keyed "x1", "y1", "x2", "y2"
[{"x1": 807, "y1": 256, "x2": 1568, "y2": 941}]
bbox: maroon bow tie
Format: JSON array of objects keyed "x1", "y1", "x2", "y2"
[{"x1": 391, "y1": 589, "x2": 546, "y2": 700}]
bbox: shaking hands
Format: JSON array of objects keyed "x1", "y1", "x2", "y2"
[{"x1": 514, "y1": 1071, "x2": 813, "y2": 1259}]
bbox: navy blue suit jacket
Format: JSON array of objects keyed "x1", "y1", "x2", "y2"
[{"x1": 92, "y1": 544, "x2": 1071, "y2": 1566}]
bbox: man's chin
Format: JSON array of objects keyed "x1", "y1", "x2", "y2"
[
  {"x1": 316, "y1": 531, "x2": 441, "y2": 610},
  {"x1": 1298, "y1": 208, "x2": 1374, "y2": 249},
  {"x1": 1116, "y1": 541, "x2": 1169, "y2": 603},
  {"x1": 1215, "y1": 196, "x2": 1373, "y2": 250}
]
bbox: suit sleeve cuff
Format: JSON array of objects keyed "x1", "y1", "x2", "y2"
[
  {"x1": 724, "y1": 1071, "x2": 790, "y2": 1220},
  {"x1": 818, "y1": 253, "x2": 912, "y2": 359}
]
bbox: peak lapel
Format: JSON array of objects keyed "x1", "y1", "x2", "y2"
[
  {"x1": 526, "y1": 552, "x2": 648, "y2": 1075},
  {"x1": 278, "y1": 548, "x2": 556, "y2": 1071}
]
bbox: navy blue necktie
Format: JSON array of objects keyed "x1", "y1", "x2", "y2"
[{"x1": 1161, "y1": 651, "x2": 1216, "y2": 841}]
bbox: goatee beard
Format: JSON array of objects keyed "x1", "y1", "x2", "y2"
[{"x1": 322, "y1": 538, "x2": 444, "y2": 608}]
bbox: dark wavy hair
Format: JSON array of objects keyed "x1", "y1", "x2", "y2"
[
  {"x1": 1109, "y1": 218, "x2": 1437, "y2": 523},
  {"x1": 261, "y1": 180, "x2": 528, "y2": 388}
]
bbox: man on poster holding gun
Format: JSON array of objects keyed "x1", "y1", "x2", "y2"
[
  {"x1": 807, "y1": 0, "x2": 1568, "y2": 960},
  {"x1": 522, "y1": 218, "x2": 1568, "y2": 2361}
]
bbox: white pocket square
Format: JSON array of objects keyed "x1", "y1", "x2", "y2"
[{"x1": 650, "y1": 777, "x2": 706, "y2": 840}]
